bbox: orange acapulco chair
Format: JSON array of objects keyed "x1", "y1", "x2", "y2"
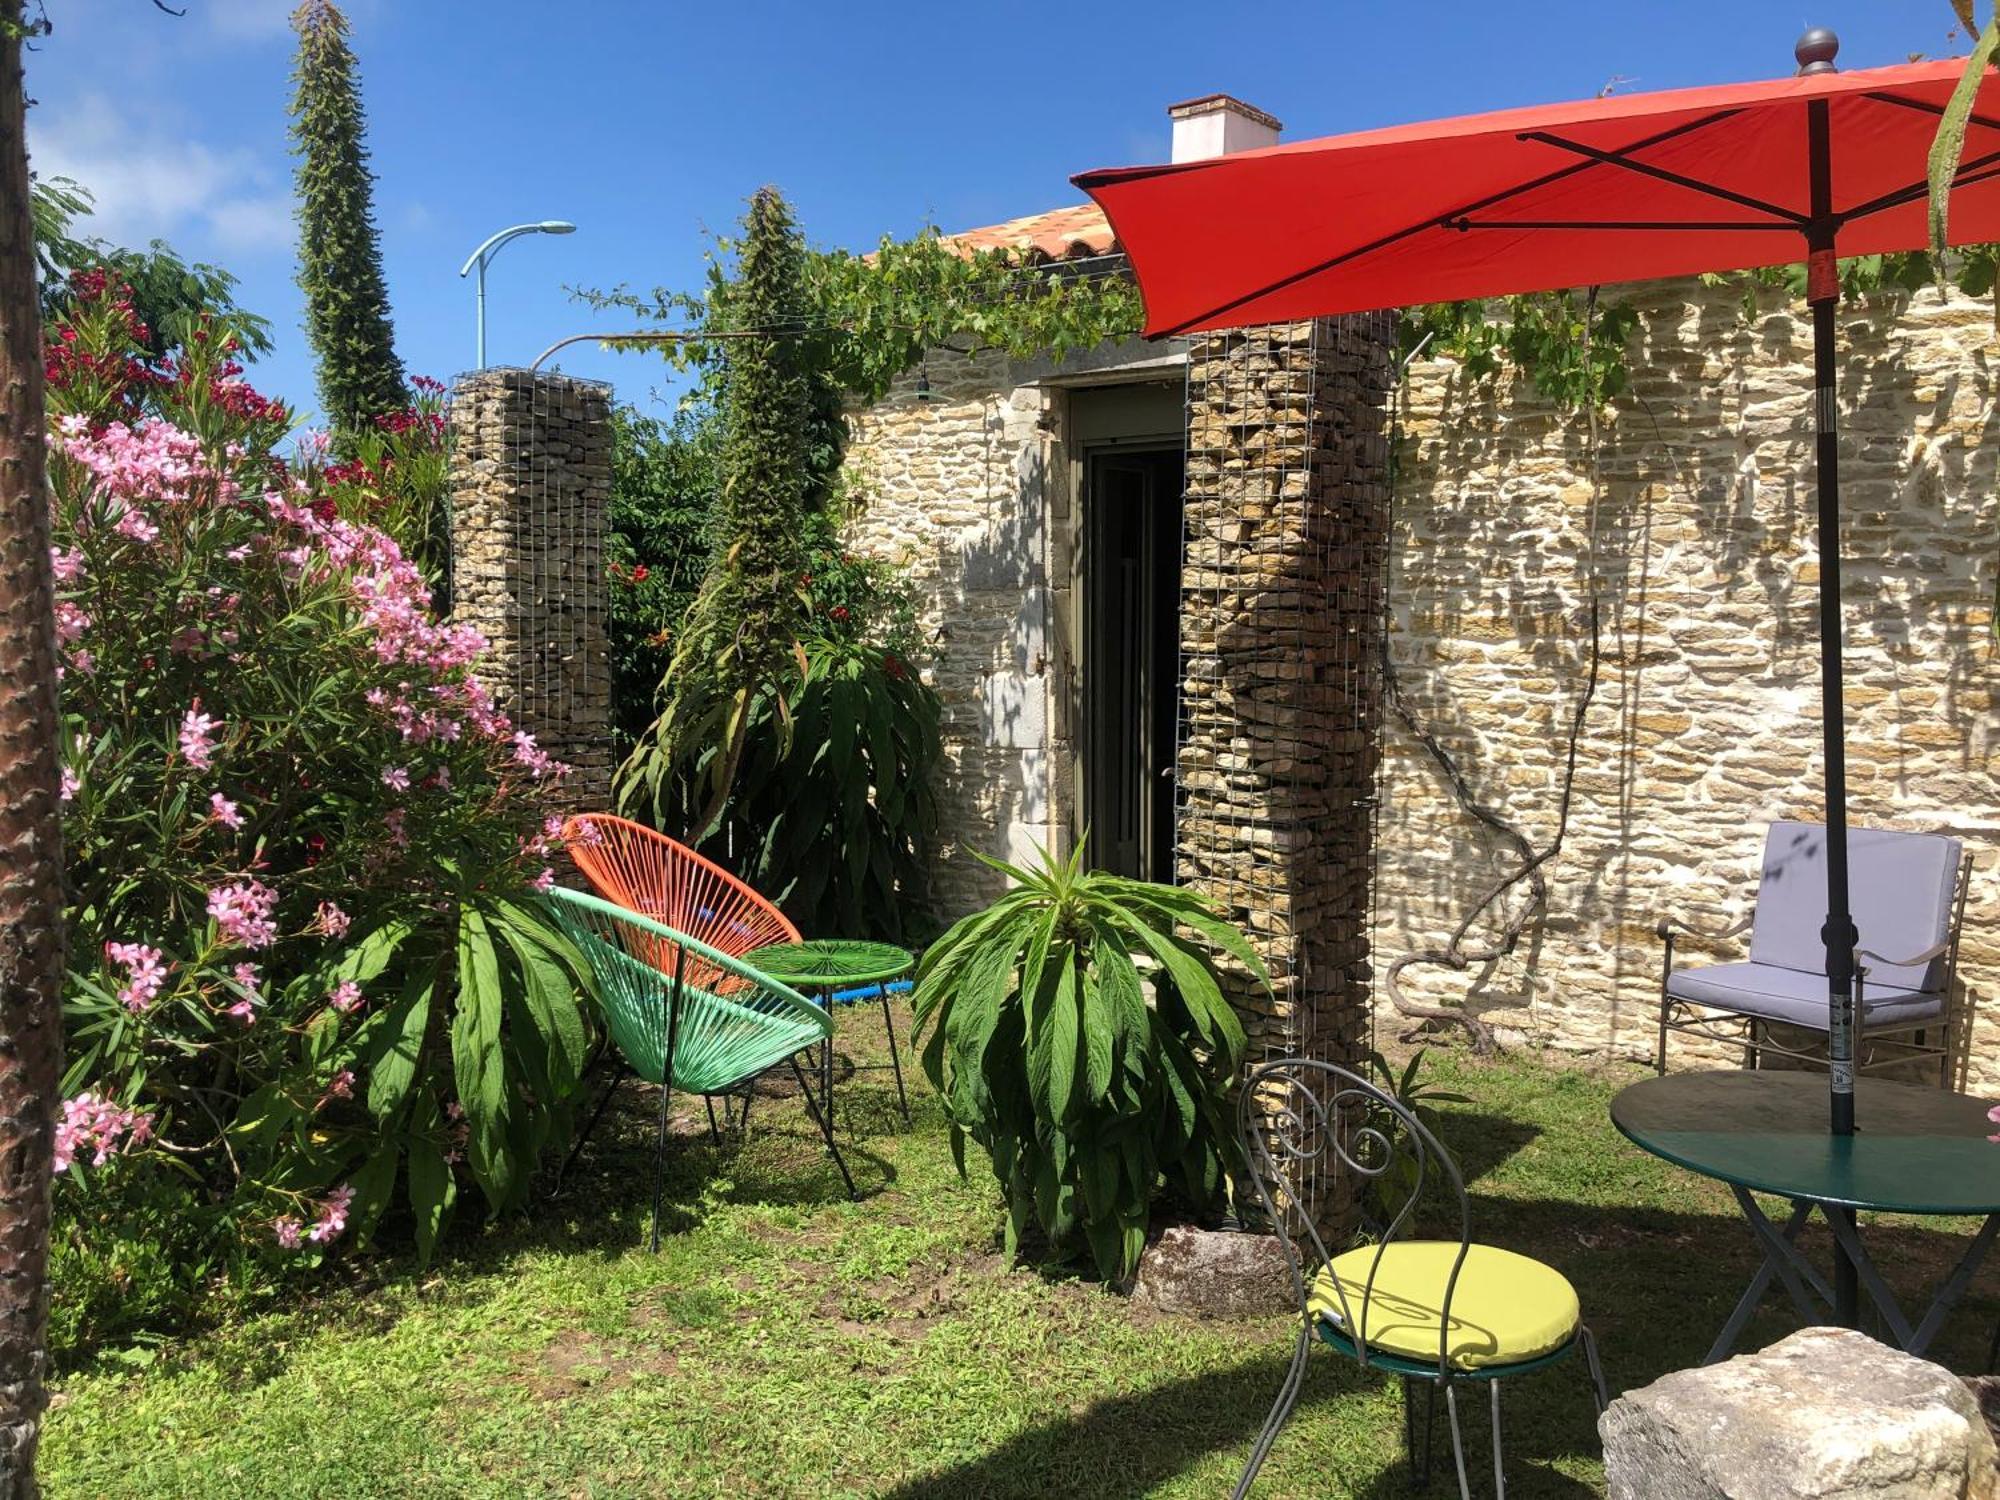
[{"x1": 561, "y1": 814, "x2": 801, "y2": 991}]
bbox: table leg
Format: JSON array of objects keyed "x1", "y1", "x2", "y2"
[
  {"x1": 1708, "y1": 1194, "x2": 1823, "y2": 1365},
  {"x1": 1821, "y1": 1209, "x2": 1917, "y2": 1350},
  {"x1": 1908, "y1": 1214, "x2": 2000, "y2": 1356},
  {"x1": 1832, "y1": 1205, "x2": 1860, "y2": 1329}
]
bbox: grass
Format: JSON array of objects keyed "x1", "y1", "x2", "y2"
[{"x1": 39, "y1": 1018, "x2": 2000, "y2": 1499}]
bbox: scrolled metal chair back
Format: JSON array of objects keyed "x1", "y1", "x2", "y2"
[{"x1": 1237, "y1": 1057, "x2": 1473, "y2": 1380}]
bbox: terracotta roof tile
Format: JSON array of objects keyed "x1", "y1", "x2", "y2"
[{"x1": 944, "y1": 203, "x2": 1117, "y2": 263}]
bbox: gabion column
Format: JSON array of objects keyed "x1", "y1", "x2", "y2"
[
  {"x1": 448, "y1": 367, "x2": 614, "y2": 815},
  {"x1": 1179, "y1": 313, "x2": 1396, "y2": 1225}
]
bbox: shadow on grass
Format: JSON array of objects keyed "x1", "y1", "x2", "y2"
[{"x1": 880, "y1": 1336, "x2": 1602, "y2": 1500}]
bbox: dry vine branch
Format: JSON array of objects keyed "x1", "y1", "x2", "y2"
[{"x1": 1379, "y1": 291, "x2": 1608, "y2": 1054}]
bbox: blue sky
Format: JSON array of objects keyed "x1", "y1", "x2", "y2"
[{"x1": 22, "y1": 0, "x2": 1957, "y2": 427}]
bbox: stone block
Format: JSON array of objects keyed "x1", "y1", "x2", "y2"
[
  {"x1": 1600, "y1": 1328, "x2": 1999, "y2": 1499},
  {"x1": 1131, "y1": 1226, "x2": 1296, "y2": 1316}
]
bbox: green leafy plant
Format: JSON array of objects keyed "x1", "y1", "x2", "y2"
[
  {"x1": 685, "y1": 632, "x2": 939, "y2": 944},
  {"x1": 1359, "y1": 1050, "x2": 1472, "y2": 1234},
  {"x1": 913, "y1": 842, "x2": 1266, "y2": 1280}
]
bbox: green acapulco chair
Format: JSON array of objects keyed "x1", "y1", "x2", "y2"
[{"x1": 542, "y1": 887, "x2": 858, "y2": 1248}]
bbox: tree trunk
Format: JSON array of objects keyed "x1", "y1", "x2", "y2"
[{"x1": 0, "y1": 5, "x2": 66, "y2": 1494}]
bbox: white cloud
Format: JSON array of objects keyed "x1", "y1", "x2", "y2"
[
  {"x1": 28, "y1": 93, "x2": 293, "y2": 259},
  {"x1": 197, "y1": 0, "x2": 299, "y2": 42}
]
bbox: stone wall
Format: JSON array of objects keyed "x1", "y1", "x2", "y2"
[
  {"x1": 448, "y1": 367, "x2": 615, "y2": 816},
  {"x1": 1379, "y1": 277, "x2": 2000, "y2": 1084},
  {"x1": 1179, "y1": 317, "x2": 1395, "y2": 1072}
]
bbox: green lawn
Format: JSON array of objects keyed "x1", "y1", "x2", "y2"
[{"x1": 40, "y1": 1025, "x2": 2000, "y2": 1498}]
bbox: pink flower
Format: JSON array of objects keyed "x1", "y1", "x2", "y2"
[
  {"x1": 542, "y1": 814, "x2": 564, "y2": 840},
  {"x1": 328, "y1": 979, "x2": 364, "y2": 1014},
  {"x1": 320, "y1": 1069, "x2": 355, "y2": 1106},
  {"x1": 273, "y1": 1216, "x2": 304, "y2": 1250},
  {"x1": 384, "y1": 806, "x2": 409, "y2": 850},
  {"x1": 308, "y1": 1184, "x2": 355, "y2": 1244},
  {"x1": 49, "y1": 546, "x2": 84, "y2": 584},
  {"x1": 179, "y1": 705, "x2": 221, "y2": 770},
  {"x1": 206, "y1": 878, "x2": 278, "y2": 950},
  {"x1": 531, "y1": 867, "x2": 556, "y2": 893},
  {"x1": 225, "y1": 962, "x2": 263, "y2": 1025},
  {"x1": 58, "y1": 766, "x2": 77, "y2": 803},
  {"x1": 209, "y1": 792, "x2": 244, "y2": 829},
  {"x1": 112, "y1": 506, "x2": 159, "y2": 545},
  {"x1": 379, "y1": 765, "x2": 410, "y2": 793},
  {"x1": 312, "y1": 901, "x2": 350, "y2": 939},
  {"x1": 53, "y1": 1093, "x2": 151, "y2": 1174},
  {"x1": 105, "y1": 940, "x2": 168, "y2": 1014},
  {"x1": 54, "y1": 599, "x2": 89, "y2": 646}
]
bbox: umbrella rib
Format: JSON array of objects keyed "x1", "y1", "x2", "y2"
[
  {"x1": 1834, "y1": 143, "x2": 2000, "y2": 226},
  {"x1": 1447, "y1": 218, "x2": 1802, "y2": 233},
  {"x1": 1155, "y1": 107, "x2": 1748, "y2": 336},
  {"x1": 1515, "y1": 130, "x2": 1808, "y2": 225},
  {"x1": 1863, "y1": 88, "x2": 2000, "y2": 136}
]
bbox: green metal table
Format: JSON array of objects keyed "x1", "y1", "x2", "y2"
[
  {"x1": 1611, "y1": 1070, "x2": 2000, "y2": 1363},
  {"x1": 750, "y1": 939, "x2": 915, "y2": 1126}
]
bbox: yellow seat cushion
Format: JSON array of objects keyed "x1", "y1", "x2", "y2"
[{"x1": 1307, "y1": 1240, "x2": 1580, "y2": 1370}]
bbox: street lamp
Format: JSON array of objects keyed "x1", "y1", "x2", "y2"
[{"x1": 458, "y1": 220, "x2": 576, "y2": 369}]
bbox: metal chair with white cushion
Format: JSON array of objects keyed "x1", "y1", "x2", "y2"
[{"x1": 1656, "y1": 821, "x2": 1973, "y2": 1086}]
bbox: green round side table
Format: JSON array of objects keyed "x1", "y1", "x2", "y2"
[{"x1": 751, "y1": 939, "x2": 915, "y2": 1126}]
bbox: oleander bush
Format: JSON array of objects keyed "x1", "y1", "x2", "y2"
[{"x1": 46, "y1": 271, "x2": 590, "y2": 1353}]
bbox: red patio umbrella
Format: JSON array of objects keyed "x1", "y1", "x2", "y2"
[{"x1": 1076, "y1": 35, "x2": 2000, "y2": 1154}]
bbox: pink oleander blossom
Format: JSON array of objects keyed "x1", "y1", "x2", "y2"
[
  {"x1": 225, "y1": 962, "x2": 262, "y2": 1025},
  {"x1": 59, "y1": 766, "x2": 78, "y2": 803},
  {"x1": 105, "y1": 940, "x2": 168, "y2": 1014},
  {"x1": 308, "y1": 1184, "x2": 355, "y2": 1244},
  {"x1": 273, "y1": 1216, "x2": 304, "y2": 1250},
  {"x1": 209, "y1": 792, "x2": 243, "y2": 828},
  {"x1": 54, "y1": 599, "x2": 89, "y2": 646},
  {"x1": 328, "y1": 979, "x2": 364, "y2": 1014},
  {"x1": 112, "y1": 506, "x2": 159, "y2": 545},
  {"x1": 312, "y1": 901, "x2": 351, "y2": 939},
  {"x1": 179, "y1": 704, "x2": 221, "y2": 770},
  {"x1": 53, "y1": 1092, "x2": 152, "y2": 1173},
  {"x1": 320, "y1": 1070, "x2": 355, "y2": 1107},
  {"x1": 380, "y1": 765, "x2": 410, "y2": 792},
  {"x1": 49, "y1": 545, "x2": 84, "y2": 583},
  {"x1": 207, "y1": 878, "x2": 278, "y2": 950},
  {"x1": 532, "y1": 867, "x2": 556, "y2": 893}
]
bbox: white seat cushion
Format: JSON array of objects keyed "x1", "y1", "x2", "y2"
[{"x1": 1667, "y1": 959, "x2": 1943, "y2": 1030}]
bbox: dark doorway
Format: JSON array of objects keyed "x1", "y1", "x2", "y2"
[{"x1": 1083, "y1": 446, "x2": 1185, "y2": 883}]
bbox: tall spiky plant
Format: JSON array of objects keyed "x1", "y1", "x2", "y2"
[
  {"x1": 617, "y1": 187, "x2": 822, "y2": 835},
  {"x1": 289, "y1": 0, "x2": 406, "y2": 440}
]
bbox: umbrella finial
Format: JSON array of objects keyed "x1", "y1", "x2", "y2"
[{"x1": 1795, "y1": 26, "x2": 1840, "y2": 75}]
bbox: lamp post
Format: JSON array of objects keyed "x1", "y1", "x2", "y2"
[{"x1": 459, "y1": 220, "x2": 576, "y2": 369}]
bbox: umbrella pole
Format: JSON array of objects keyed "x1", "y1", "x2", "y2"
[{"x1": 1807, "y1": 93, "x2": 1861, "y2": 1327}]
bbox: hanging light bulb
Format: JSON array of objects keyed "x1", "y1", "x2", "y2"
[{"x1": 914, "y1": 351, "x2": 932, "y2": 402}]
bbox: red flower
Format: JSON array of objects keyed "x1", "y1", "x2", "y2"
[
  {"x1": 829, "y1": 606, "x2": 850, "y2": 624},
  {"x1": 630, "y1": 565, "x2": 649, "y2": 584},
  {"x1": 883, "y1": 653, "x2": 906, "y2": 680}
]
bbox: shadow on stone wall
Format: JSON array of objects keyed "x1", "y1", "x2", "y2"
[{"x1": 1376, "y1": 278, "x2": 1999, "y2": 1072}]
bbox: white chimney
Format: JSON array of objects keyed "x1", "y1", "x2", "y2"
[{"x1": 1168, "y1": 94, "x2": 1282, "y2": 163}]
